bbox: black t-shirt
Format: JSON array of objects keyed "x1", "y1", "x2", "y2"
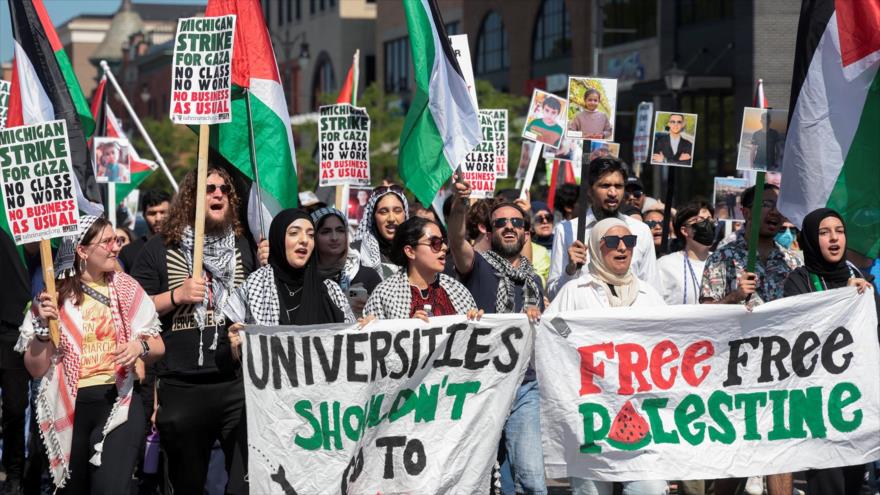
[
  {"x1": 132, "y1": 235, "x2": 256, "y2": 380},
  {"x1": 118, "y1": 236, "x2": 147, "y2": 274}
]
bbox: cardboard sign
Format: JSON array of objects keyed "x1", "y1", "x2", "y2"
[
  {"x1": 169, "y1": 15, "x2": 236, "y2": 124},
  {"x1": 93, "y1": 137, "x2": 132, "y2": 184},
  {"x1": 484, "y1": 109, "x2": 508, "y2": 178},
  {"x1": 0, "y1": 120, "x2": 80, "y2": 244},
  {"x1": 0, "y1": 80, "x2": 10, "y2": 130},
  {"x1": 318, "y1": 104, "x2": 370, "y2": 187},
  {"x1": 242, "y1": 315, "x2": 533, "y2": 494},
  {"x1": 523, "y1": 90, "x2": 568, "y2": 150},
  {"x1": 566, "y1": 76, "x2": 618, "y2": 141},
  {"x1": 448, "y1": 35, "x2": 478, "y2": 109},
  {"x1": 539, "y1": 289, "x2": 880, "y2": 481},
  {"x1": 461, "y1": 111, "x2": 497, "y2": 198},
  {"x1": 736, "y1": 107, "x2": 788, "y2": 173}
]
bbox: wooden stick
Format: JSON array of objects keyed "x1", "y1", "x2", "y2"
[
  {"x1": 519, "y1": 142, "x2": 543, "y2": 200},
  {"x1": 192, "y1": 124, "x2": 210, "y2": 280},
  {"x1": 39, "y1": 239, "x2": 60, "y2": 346}
]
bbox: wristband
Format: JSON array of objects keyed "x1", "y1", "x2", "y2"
[
  {"x1": 139, "y1": 340, "x2": 150, "y2": 358},
  {"x1": 170, "y1": 287, "x2": 178, "y2": 307}
]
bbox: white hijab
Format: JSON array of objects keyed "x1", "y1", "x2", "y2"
[{"x1": 587, "y1": 218, "x2": 639, "y2": 307}]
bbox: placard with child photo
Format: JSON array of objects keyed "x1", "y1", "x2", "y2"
[
  {"x1": 522, "y1": 89, "x2": 568, "y2": 150},
  {"x1": 566, "y1": 76, "x2": 617, "y2": 140}
]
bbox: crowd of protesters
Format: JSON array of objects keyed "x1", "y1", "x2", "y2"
[{"x1": 0, "y1": 155, "x2": 877, "y2": 495}]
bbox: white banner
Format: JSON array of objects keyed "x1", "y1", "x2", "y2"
[
  {"x1": 169, "y1": 15, "x2": 236, "y2": 124},
  {"x1": 448, "y1": 35, "x2": 478, "y2": 109},
  {"x1": 242, "y1": 315, "x2": 534, "y2": 494},
  {"x1": 537, "y1": 288, "x2": 880, "y2": 481},
  {"x1": 318, "y1": 103, "x2": 371, "y2": 186}
]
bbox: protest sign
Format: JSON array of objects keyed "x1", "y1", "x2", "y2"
[
  {"x1": 632, "y1": 101, "x2": 653, "y2": 167},
  {"x1": 484, "y1": 109, "x2": 508, "y2": 178},
  {"x1": 736, "y1": 107, "x2": 788, "y2": 173},
  {"x1": 651, "y1": 111, "x2": 698, "y2": 167},
  {"x1": 460, "y1": 111, "x2": 497, "y2": 199},
  {"x1": 93, "y1": 137, "x2": 131, "y2": 184},
  {"x1": 566, "y1": 76, "x2": 617, "y2": 140},
  {"x1": 538, "y1": 288, "x2": 880, "y2": 481},
  {"x1": 713, "y1": 176, "x2": 748, "y2": 221},
  {"x1": 242, "y1": 314, "x2": 533, "y2": 494},
  {"x1": 169, "y1": 15, "x2": 236, "y2": 124},
  {"x1": 0, "y1": 120, "x2": 79, "y2": 244},
  {"x1": 587, "y1": 140, "x2": 620, "y2": 161},
  {"x1": 318, "y1": 104, "x2": 371, "y2": 187},
  {"x1": 0, "y1": 80, "x2": 10, "y2": 130},
  {"x1": 523, "y1": 89, "x2": 567, "y2": 150},
  {"x1": 449, "y1": 35, "x2": 478, "y2": 109}
]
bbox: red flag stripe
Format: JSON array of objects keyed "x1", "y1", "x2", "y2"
[
  {"x1": 205, "y1": 0, "x2": 280, "y2": 87},
  {"x1": 835, "y1": 0, "x2": 880, "y2": 67},
  {"x1": 32, "y1": 0, "x2": 64, "y2": 53}
]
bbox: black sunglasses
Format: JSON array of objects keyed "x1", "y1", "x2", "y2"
[
  {"x1": 644, "y1": 220, "x2": 663, "y2": 229},
  {"x1": 534, "y1": 214, "x2": 552, "y2": 224},
  {"x1": 602, "y1": 234, "x2": 638, "y2": 249},
  {"x1": 492, "y1": 217, "x2": 525, "y2": 230},
  {"x1": 206, "y1": 184, "x2": 231, "y2": 195},
  {"x1": 416, "y1": 236, "x2": 447, "y2": 253},
  {"x1": 626, "y1": 190, "x2": 644, "y2": 199},
  {"x1": 374, "y1": 185, "x2": 404, "y2": 196}
]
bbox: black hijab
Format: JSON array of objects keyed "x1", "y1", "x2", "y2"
[
  {"x1": 798, "y1": 208, "x2": 852, "y2": 286},
  {"x1": 268, "y1": 209, "x2": 344, "y2": 325}
]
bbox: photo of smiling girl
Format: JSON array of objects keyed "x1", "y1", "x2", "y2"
[{"x1": 566, "y1": 76, "x2": 617, "y2": 140}]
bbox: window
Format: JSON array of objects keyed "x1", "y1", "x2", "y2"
[
  {"x1": 384, "y1": 37, "x2": 410, "y2": 93},
  {"x1": 532, "y1": 0, "x2": 571, "y2": 61},
  {"x1": 445, "y1": 22, "x2": 460, "y2": 35},
  {"x1": 310, "y1": 0, "x2": 315, "y2": 15},
  {"x1": 311, "y1": 54, "x2": 335, "y2": 109},
  {"x1": 295, "y1": 0, "x2": 301, "y2": 20},
  {"x1": 277, "y1": 0, "x2": 284, "y2": 26},
  {"x1": 286, "y1": 0, "x2": 293, "y2": 22},
  {"x1": 679, "y1": 0, "x2": 734, "y2": 26},
  {"x1": 476, "y1": 12, "x2": 508, "y2": 74},
  {"x1": 679, "y1": 92, "x2": 736, "y2": 186},
  {"x1": 602, "y1": 0, "x2": 657, "y2": 46}
]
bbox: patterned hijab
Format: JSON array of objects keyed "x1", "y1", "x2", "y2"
[
  {"x1": 311, "y1": 207, "x2": 360, "y2": 290},
  {"x1": 354, "y1": 186, "x2": 409, "y2": 269},
  {"x1": 588, "y1": 218, "x2": 639, "y2": 307}
]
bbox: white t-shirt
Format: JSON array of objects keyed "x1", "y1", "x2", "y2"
[
  {"x1": 670, "y1": 134, "x2": 680, "y2": 155},
  {"x1": 657, "y1": 250, "x2": 707, "y2": 305},
  {"x1": 549, "y1": 272, "x2": 666, "y2": 312}
]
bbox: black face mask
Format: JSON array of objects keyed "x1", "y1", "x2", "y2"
[{"x1": 690, "y1": 219, "x2": 716, "y2": 246}]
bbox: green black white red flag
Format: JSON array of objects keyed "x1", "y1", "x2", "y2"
[
  {"x1": 399, "y1": 0, "x2": 481, "y2": 207},
  {"x1": 779, "y1": 0, "x2": 880, "y2": 258}
]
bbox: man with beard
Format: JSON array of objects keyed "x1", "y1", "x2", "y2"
[
  {"x1": 118, "y1": 189, "x2": 171, "y2": 273},
  {"x1": 132, "y1": 166, "x2": 255, "y2": 494},
  {"x1": 448, "y1": 182, "x2": 545, "y2": 494},
  {"x1": 547, "y1": 157, "x2": 660, "y2": 299}
]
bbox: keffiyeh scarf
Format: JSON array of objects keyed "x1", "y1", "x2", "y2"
[
  {"x1": 363, "y1": 271, "x2": 476, "y2": 320},
  {"x1": 17, "y1": 272, "x2": 160, "y2": 488},
  {"x1": 179, "y1": 226, "x2": 236, "y2": 365},
  {"x1": 354, "y1": 189, "x2": 409, "y2": 270},
  {"x1": 480, "y1": 251, "x2": 541, "y2": 313}
]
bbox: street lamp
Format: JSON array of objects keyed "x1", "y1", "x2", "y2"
[
  {"x1": 659, "y1": 63, "x2": 688, "y2": 254},
  {"x1": 664, "y1": 64, "x2": 687, "y2": 94},
  {"x1": 297, "y1": 41, "x2": 310, "y2": 69},
  {"x1": 139, "y1": 84, "x2": 151, "y2": 104}
]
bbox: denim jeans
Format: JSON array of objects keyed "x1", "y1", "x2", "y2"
[
  {"x1": 570, "y1": 478, "x2": 669, "y2": 495},
  {"x1": 501, "y1": 380, "x2": 546, "y2": 494}
]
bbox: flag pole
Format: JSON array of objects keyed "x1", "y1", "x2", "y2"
[
  {"x1": 335, "y1": 50, "x2": 359, "y2": 214},
  {"x1": 108, "y1": 183, "x2": 116, "y2": 227},
  {"x1": 192, "y1": 124, "x2": 210, "y2": 280},
  {"x1": 244, "y1": 88, "x2": 267, "y2": 238},
  {"x1": 99, "y1": 61, "x2": 178, "y2": 192},
  {"x1": 39, "y1": 240, "x2": 59, "y2": 345}
]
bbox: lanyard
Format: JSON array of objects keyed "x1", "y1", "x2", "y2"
[{"x1": 682, "y1": 254, "x2": 700, "y2": 304}]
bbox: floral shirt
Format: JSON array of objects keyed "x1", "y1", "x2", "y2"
[{"x1": 700, "y1": 230, "x2": 802, "y2": 306}]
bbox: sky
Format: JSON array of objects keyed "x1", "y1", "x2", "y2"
[{"x1": 0, "y1": 0, "x2": 207, "y2": 64}]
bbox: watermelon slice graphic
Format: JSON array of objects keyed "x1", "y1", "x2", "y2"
[{"x1": 606, "y1": 400, "x2": 652, "y2": 451}]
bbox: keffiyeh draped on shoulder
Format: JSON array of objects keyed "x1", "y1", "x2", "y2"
[
  {"x1": 364, "y1": 271, "x2": 476, "y2": 320},
  {"x1": 353, "y1": 188, "x2": 409, "y2": 270}
]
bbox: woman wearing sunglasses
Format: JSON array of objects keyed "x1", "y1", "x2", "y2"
[
  {"x1": 548, "y1": 217, "x2": 667, "y2": 495},
  {"x1": 19, "y1": 216, "x2": 164, "y2": 493},
  {"x1": 352, "y1": 185, "x2": 409, "y2": 280},
  {"x1": 364, "y1": 217, "x2": 482, "y2": 321}
]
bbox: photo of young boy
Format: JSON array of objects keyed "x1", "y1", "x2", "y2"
[
  {"x1": 522, "y1": 89, "x2": 567, "y2": 150},
  {"x1": 566, "y1": 77, "x2": 617, "y2": 140}
]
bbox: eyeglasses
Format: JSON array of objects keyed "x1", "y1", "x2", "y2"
[
  {"x1": 602, "y1": 234, "x2": 638, "y2": 249},
  {"x1": 644, "y1": 220, "x2": 663, "y2": 229},
  {"x1": 625, "y1": 190, "x2": 644, "y2": 199},
  {"x1": 668, "y1": 119, "x2": 684, "y2": 125},
  {"x1": 91, "y1": 236, "x2": 122, "y2": 250},
  {"x1": 534, "y1": 214, "x2": 552, "y2": 224},
  {"x1": 416, "y1": 236, "x2": 447, "y2": 253},
  {"x1": 492, "y1": 217, "x2": 525, "y2": 230},
  {"x1": 206, "y1": 184, "x2": 231, "y2": 195},
  {"x1": 373, "y1": 185, "x2": 404, "y2": 196}
]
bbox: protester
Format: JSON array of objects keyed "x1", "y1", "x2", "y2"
[
  {"x1": 310, "y1": 207, "x2": 381, "y2": 318},
  {"x1": 776, "y1": 220, "x2": 799, "y2": 251},
  {"x1": 547, "y1": 157, "x2": 660, "y2": 299},
  {"x1": 700, "y1": 184, "x2": 801, "y2": 495},
  {"x1": 118, "y1": 189, "x2": 171, "y2": 273},
  {"x1": 553, "y1": 183, "x2": 579, "y2": 222},
  {"x1": 624, "y1": 177, "x2": 646, "y2": 211},
  {"x1": 411, "y1": 203, "x2": 440, "y2": 223},
  {"x1": 363, "y1": 216, "x2": 480, "y2": 320},
  {"x1": 448, "y1": 179, "x2": 545, "y2": 494},
  {"x1": 115, "y1": 225, "x2": 134, "y2": 247},
  {"x1": 657, "y1": 202, "x2": 715, "y2": 305},
  {"x1": 549, "y1": 217, "x2": 668, "y2": 494},
  {"x1": 620, "y1": 204, "x2": 643, "y2": 222},
  {"x1": 466, "y1": 199, "x2": 493, "y2": 253},
  {"x1": 531, "y1": 200, "x2": 554, "y2": 250},
  {"x1": 19, "y1": 216, "x2": 164, "y2": 493},
  {"x1": 226, "y1": 208, "x2": 354, "y2": 339},
  {"x1": 0, "y1": 231, "x2": 32, "y2": 495},
  {"x1": 352, "y1": 185, "x2": 409, "y2": 280},
  {"x1": 643, "y1": 208, "x2": 664, "y2": 255},
  {"x1": 131, "y1": 167, "x2": 255, "y2": 494}
]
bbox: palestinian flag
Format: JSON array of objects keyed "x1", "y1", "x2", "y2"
[
  {"x1": 399, "y1": 0, "x2": 480, "y2": 207},
  {"x1": 204, "y1": 0, "x2": 298, "y2": 239},
  {"x1": 90, "y1": 76, "x2": 158, "y2": 204},
  {"x1": 337, "y1": 51, "x2": 359, "y2": 105},
  {"x1": 5, "y1": 0, "x2": 103, "y2": 220},
  {"x1": 779, "y1": 0, "x2": 880, "y2": 258}
]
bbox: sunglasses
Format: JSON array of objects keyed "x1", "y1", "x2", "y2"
[
  {"x1": 534, "y1": 214, "x2": 552, "y2": 224},
  {"x1": 416, "y1": 236, "x2": 447, "y2": 253},
  {"x1": 206, "y1": 184, "x2": 232, "y2": 195},
  {"x1": 492, "y1": 217, "x2": 525, "y2": 230},
  {"x1": 602, "y1": 234, "x2": 638, "y2": 249},
  {"x1": 373, "y1": 185, "x2": 404, "y2": 196},
  {"x1": 626, "y1": 190, "x2": 644, "y2": 199},
  {"x1": 668, "y1": 120, "x2": 684, "y2": 125},
  {"x1": 91, "y1": 236, "x2": 122, "y2": 250},
  {"x1": 644, "y1": 220, "x2": 663, "y2": 229}
]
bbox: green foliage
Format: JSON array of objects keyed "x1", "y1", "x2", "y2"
[{"x1": 129, "y1": 118, "x2": 197, "y2": 194}]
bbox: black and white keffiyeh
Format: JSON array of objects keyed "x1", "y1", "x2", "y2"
[
  {"x1": 480, "y1": 251, "x2": 540, "y2": 313},
  {"x1": 226, "y1": 265, "x2": 354, "y2": 325},
  {"x1": 353, "y1": 188, "x2": 409, "y2": 270},
  {"x1": 364, "y1": 271, "x2": 476, "y2": 320},
  {"x1": 179, "y1": 226, "x2": 236, "y2": 365},
  {"x1": 56, "y1": 215, "x2": 101, "y2": 279}
]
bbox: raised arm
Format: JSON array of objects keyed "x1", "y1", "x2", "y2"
[{"x1": 447, "y1": 179, "x2": 476, "y2": 277}]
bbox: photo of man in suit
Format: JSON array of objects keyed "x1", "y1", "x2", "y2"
[{"x1": 651, "y1": 112, "x2": 696, "y2": 167}]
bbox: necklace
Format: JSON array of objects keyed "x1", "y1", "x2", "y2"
[{"x1": 282, "y1": 283, "x2": 303, "y2": 298}]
